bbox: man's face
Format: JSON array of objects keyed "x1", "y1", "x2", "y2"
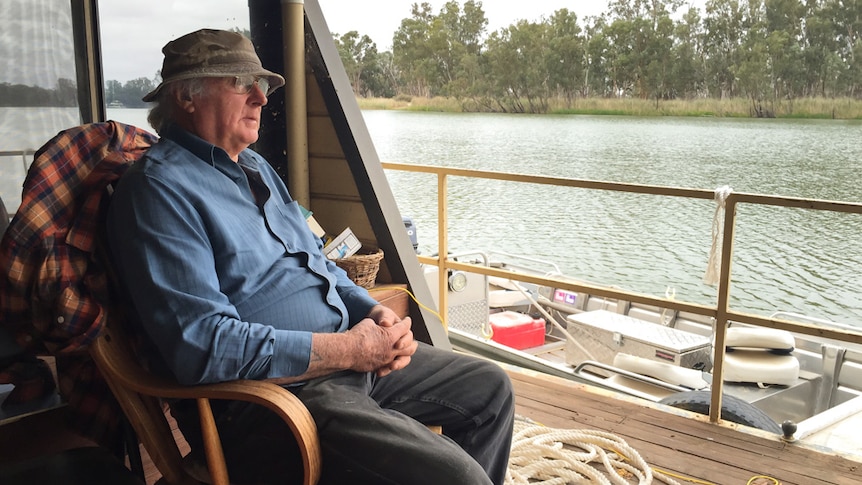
[{"x1": 185, "y1": 77, "x2": 268, "y2": 160}]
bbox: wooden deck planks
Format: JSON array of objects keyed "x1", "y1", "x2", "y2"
[
  {"x1": 507, "y1": 368, "x2": 862, "y2": 485},
  {"x1": 136, "y1": 368, "x2": 862, "y2": 485}
]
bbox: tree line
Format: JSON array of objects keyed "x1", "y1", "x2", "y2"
[
  {"x1": 333, "y1": 0, "x2": 862, "y2": 115},
  {"x1": 7, "y1": 1, "x2": 860, "y2": 116},
  {"x1": 0, "y1": 77, "x2": 157, "y2": 109},
  {"x1": 0, "y1": 79, "x2": 79, "y2": 107}
]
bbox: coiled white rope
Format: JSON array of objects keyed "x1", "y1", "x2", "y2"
[
  {"x1": 703, "y1": 185, "x2": 733, "y2": 286},
  {"x1": 505, "y1": 418, "x2": 682, "y2": 485}
]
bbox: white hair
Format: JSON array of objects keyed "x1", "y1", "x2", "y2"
[{"x1": 146, "y1": 78, "x2": 209, "y2": 135}]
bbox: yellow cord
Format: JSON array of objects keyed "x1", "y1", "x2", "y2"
[
  {"x1": 747, "y1": 476, "x2": 781, "y2": 485},
  {"x1": 611, "y1": 450, "x2": 717, "y2": 484},
  {"x1": 367, "y1": 286, "x2": 444, "y2": 324},
  {"x1": 615, "y1": 448, "x2": 781, "y2": 485},
  {"x1": 653, "y1": 466, "x2": 718, "y2": 485}
]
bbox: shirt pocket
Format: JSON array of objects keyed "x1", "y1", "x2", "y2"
[
  {"x1": 33, "y1": 234, "x2": 106, "y2": 353},
  {"x1": 269, "y1": 199, "x2": 324, "y2": 251}
]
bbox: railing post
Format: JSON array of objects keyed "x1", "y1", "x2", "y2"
[
  {"x1": 437, "y1": 172, "x2": 449, "y2": 330},
  {"x1": 710, "y1": 196, "x2": 738, "y2": 423}
]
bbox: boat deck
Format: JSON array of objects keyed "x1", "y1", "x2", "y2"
[
  {"x1": 136, "y1": 367, "x2": 862, "y2": 485},
  {"x1": 5, "y1": 365, "x2": 861, "y2": 484},
  {"x1": 6, "y1": 368, "x2": 862, "y2": 485},
  {"x1": 508, "y1": 367, "x2": 862, "y2": 485}
]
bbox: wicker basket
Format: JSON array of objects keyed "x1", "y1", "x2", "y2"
[{"x1": 335, "y1": 248, "x2": 384, "y2": 289}]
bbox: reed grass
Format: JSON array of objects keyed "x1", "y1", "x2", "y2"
[{"x1": 356, "y1": 95, "x2": 862, "y2": 119}]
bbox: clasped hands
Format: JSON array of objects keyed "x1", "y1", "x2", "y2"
[{"x1": 348, "y1": 304, "x2": 418, "y2": 377}]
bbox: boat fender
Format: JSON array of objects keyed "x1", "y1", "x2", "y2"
[
  {"x1": 722, "y1": 349, "x2": 800, "y2": 387},
  {"x1": 658, "y1": 390, "x2": 782, "y2": 433},
  {"x1": 613, "y1": 353, "x2": 709, "y2": 390},
  {"x1": 723, "y1": 327, "x2": 795, "y2": 354}
]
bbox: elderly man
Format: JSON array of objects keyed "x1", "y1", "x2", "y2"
[{"x1": 107, "y1": 29, "x2": 514, "y2": 484}]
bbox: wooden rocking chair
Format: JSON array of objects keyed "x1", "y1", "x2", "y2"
[{"x1": 89, "y1": 319, "x2": 321, "y2": 485}]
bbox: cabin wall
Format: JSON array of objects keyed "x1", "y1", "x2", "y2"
[
  {"x1": 250, "y1": 1, "x2": 389, "y2": 283},
  {"x1": 305, "y1": 74, "x2": 391, "y2": 280},
  {"x1": 250, "y1": 0, "x2": 450, "y2": 348}
]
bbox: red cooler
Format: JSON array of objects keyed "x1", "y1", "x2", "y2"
[{"x1": 489, "y1": 311, "x2": 545, "y2": 350}]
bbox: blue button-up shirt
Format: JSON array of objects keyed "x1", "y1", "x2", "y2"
[{"x1": 107, "y1": 125, "x2": 378, "y2": 385}]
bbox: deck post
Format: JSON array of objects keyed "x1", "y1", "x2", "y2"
[
  {"x1": 437, "y1": 173, "x2": 449, "y2": 329},
  {"x1": 710, "y1": 196, "x2": 739, "y2": 422},
  {"x1": 281, "y1": 0, "x2": 310, "y2": 207}
]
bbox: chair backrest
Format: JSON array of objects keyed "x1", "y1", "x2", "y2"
[
  {"x1": 89, "y1": 314, "x2": 322, "y2": 485},
  {"x1": 89, "y1": 322, "x2": 198, "y2": 485},
  {"x1": 0, "y1": 121, "x2": 158, "y2": 452}
]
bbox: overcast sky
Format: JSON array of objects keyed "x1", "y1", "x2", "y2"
[{"x1": 98, "y1": 0, "x2": 618, "y2": 83}]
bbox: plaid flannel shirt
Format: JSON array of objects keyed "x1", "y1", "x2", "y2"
[{"x1": 0, "y1": 121, "x2": 157, "y2": 450}]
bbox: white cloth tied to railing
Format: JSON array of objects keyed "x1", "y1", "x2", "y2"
[{"x1": 703, "y1": 185, "x2": 733, "y2": 286}]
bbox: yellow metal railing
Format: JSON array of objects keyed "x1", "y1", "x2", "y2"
[{"x1": 383, "y1": 161, "x2": 862, "y2": 423}]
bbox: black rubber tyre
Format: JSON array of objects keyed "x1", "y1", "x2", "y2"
[{"x1": 658, "y1": 390, "x2": 782, "y2": 434}]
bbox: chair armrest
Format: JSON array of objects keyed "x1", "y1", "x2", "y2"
[{"x1": 90, "y1": 327, "x2": 320, "y2": 485}]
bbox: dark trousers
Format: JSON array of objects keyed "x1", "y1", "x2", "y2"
[{"x1": 175, "y1": 343, "x2": 515, "y2": 485}]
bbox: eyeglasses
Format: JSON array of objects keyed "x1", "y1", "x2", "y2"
[{"x1": 233, "y1": 75, "x2": 272, "y2": 96}]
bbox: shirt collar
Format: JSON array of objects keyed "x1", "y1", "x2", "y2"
[{"x1": 162, "y1": 123, "x2": 260, "y2": 174}]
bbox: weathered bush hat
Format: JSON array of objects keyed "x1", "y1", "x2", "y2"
[{"x1": 142, "y1": 28, "x2": 286, "y2": 102}]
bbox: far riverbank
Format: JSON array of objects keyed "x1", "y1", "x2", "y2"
[{"x1": 357, "y1": 96, "x2": 862, "y2": 120}]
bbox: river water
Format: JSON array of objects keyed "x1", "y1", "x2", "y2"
[
  {"x1": 2, "y1": 107, "x2": 860, "y2": 326},
  {"x1": 363, "y1": 111, "x2": 862, "y2": 327}
]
